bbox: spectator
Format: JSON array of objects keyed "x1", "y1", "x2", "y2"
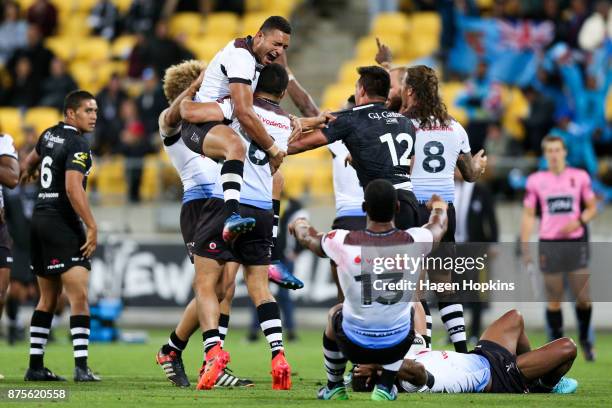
[
  {"x1": 93, "y1": 73, "x2": 128, "y2": 156},
  {"x1": 26, "y1": 0, "x2": 57, "y2": 38},
  {"x1": 136, "y1": 67, "x2": 166, "y2": 140},
  {"x1": 578, "y1": 0, "x2": 612, "y2": 52},
  {"x1": 88, "y1": 0, "x2": 120, "y2": 40},
  {"x1": 140, "y1": 20, "x2": 194, "y2": 78},
  {"x1": 5, "y1": 56, "x2": 38, "y2": 108},
  {"x1": 127, "y1": 32, "x2": 147, "y2": 79},
  {"x1": 118, "y1": 99, "x2": 152, "y2": 203},
  {"x1": 521, "y1": 85, "x2": 555, "y2": 155},
  {"x1": 7, "y1": 24, "x2": 54, "y2": 82},
  {"x1": 39, "y1": 58, "x2": 78, "y2": 110},
  {"x1": 124, "y1": 0, "x2": 164, "y2": 35},
  {"x1": 564, "y1": 0, "x2": 590, "y2": 49},
  {"x1": 0, "y1": 1, "x2": 27, "y2": 65}
]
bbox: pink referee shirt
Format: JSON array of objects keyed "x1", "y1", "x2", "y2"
[{"x1": 523, "y1": 167, "x2": 595, "y2": 240}]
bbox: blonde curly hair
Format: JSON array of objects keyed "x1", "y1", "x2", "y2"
[{"x1": 162, "y1": 60, "x2": 207, "y2": 103}]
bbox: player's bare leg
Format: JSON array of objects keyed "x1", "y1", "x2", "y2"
[
  {"x1": 245, "y1": 264, "x2": 291, "y2": 390},
  {"x1": 568, "y1": 268, "x2": 594, "y2": 361},
  {"x1": 479, "y1": 309, "x2": 530, "y2": 356},
  {"x1": 0, "y1": 267, "x2": 9, "y2": 319},
  {"x1": 25, "y1": 275, "x2": 64, "y2": 381}
]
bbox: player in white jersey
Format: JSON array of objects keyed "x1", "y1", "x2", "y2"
[
  {"x1": 401, "y1": 65, "x2": 488, "y2": 354},
  {"x1": 180, "y1": 16, "x2": 292, "y2": 243},
  {"x1": 153, "y1": 60, "x2": 253, "y2": 389},
  {"x1": 290, "y1": 179, "x2": 448, "y2": 401},
  {"x1": 354, "y1": 308, "x2": 579, "y2": 394}
]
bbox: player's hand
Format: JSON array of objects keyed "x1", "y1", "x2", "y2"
[
  {"x1": 559, "y1": 219, "x2": 581, "y2": 235},
  {"x1": 375, "y1": 37, "x2": 393, "y2": 67},
  {"x1": 19, "y1": 168, "x2": 38, "y2": 185},
  {"x1": 268, "y1": 149, "x2": 286, "y2": 174},
  {"x1": 81, "y1": 226, "x2": 97, "y2": 259},
  {"x1": 288, "y1": 217, "x2": 309, "y2": 236},
  {"x1": 318, "y1": 110, "x2": 336, "y2": 126},
  {"x1": 344, "y1": 153, "x2": 353, "y2": 167},
  {"x1": 187, "y1": 69, "x2": 206, "y2": 96},
  {"x1": 473, "y1": 149, "x2": 488, "y2": 177},
  {"x1": 427, "y1": 194, "x2": 448, "y2": 211}
]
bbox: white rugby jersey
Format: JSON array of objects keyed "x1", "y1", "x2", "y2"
[
  {"x1": 328, "y1": 141, "x2": 365, "y2": 218},
  {"x1": 0, "y1": 134, "x2": 18, "y2": 209},
  {"x1": 211, "y1": 97, "x2": 290, "y2": 210},
  {"x1": 410, "y1": 119, "x2": 471, "y2": 203},
  {"x1": 158, "y1": 109, "x2": 218, "y2": 203},
  {"x1": 195, "y1": 37, "x2": 262, "y2": 103},
  {"x1": 321, "y1": 227, "x2": 433, "y2": 349},
  {"x1": 400, "y1": 350, "x2": 490, "y2": 393}
]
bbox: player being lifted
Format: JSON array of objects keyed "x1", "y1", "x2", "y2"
[
  {"x1": 180, "y1": 16, "x2": 292, "y2": 243},
  {"x1": 21, "y1": 90, "x2": 99, "y2": 382},
  {"x1": 521, "y1": 135, "x2": 597, "y2": 361}
]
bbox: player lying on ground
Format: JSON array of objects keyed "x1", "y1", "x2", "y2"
[
  {"x1": 180, "y1": 16, "x2": 293, "y2": 243},
  {"x1": 353, "y1": 308, "x2": 579, "y2": 394},
  {"x1": 290, "y1": 179, "x2": 448, "y2": 401}
]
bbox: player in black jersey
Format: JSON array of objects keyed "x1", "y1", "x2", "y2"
[
  {"x1": 20, "y1": 90, "x2": 100, "y2": 382},
  {"x1": 288, "y1": 66, "x2": 419, "y2": 229}
]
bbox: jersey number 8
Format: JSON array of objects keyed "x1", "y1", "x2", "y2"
[{"x1": 422, "y1": 141, "x2": 446, "y2": 173}]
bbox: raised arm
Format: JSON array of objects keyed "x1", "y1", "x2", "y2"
[
  {"x1": 456, "y1": 149, "x2": 487, "y2": 182},
  {"x1": 165, "y1": 68, "x2": 205, "y2": 128},
  {"x1": 287, "y1": 129, "x2": 329, "y2": 155},
  {"x1": 423, "y1": 195, "x2": 449, "y2": 244},
  {"x1": 179, "y1": 100, "x2": 225, "y2": 124},
  {"x1": 289, "y1": 217, "x2": 325, "y2": 257}
]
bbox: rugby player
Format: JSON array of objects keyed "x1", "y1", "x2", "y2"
[
  {"x1": 290, "y1": 179, "x2": 449, "y2": 401},
  {"x1": 180, "y1": 16, "x2": 292, "y2": 243},
  {"x1": 153, "y1": 60, "x2": 252, "y2": 388},
  {"x1": 402, "y1": 65, "x2": 487, "y2": 353},
  {"x1": 520, "y1": 135, "x2": 597, "y2": 361},
  {"x1": 288, "y1": 66, "x2": 420, "y2": 230},
  {"x1": 20, "y1": 90, "x2": 99, "y2": 382},
  {"x1": 355, "y1": 308, "x2": 579, "y2": 394}
]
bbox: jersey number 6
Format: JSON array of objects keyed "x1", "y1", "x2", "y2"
[{"x1": 41, "y1": 156, "x2": 53, "y2": 189}]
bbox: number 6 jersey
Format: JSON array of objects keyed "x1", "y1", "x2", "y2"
[{"x1": 33, "y1": 122, "x2": 92, "y2": 221}]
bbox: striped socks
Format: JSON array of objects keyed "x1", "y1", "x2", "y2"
[
  {"x1": 420, "y1": 300, "x2": 432, "y2": 348},
  {"x1": 218, "y1": 314, "x2": 230, "y2": 347},
  {"x1": 323, "y1": 333, "x2": 346, "y2": 388},
  {"x1": 257, "y1": 302, "x2": 284, "y2": 358},
  {"x1": 70, "y1": 315, "x2": 90, "y2": 369},
  {"x1": 162, "y1": 330, "x2": 188, "y2": 355},
  {"x1": 271, "y1": 199, "x2": 281, "y2": 262},
  {"x1": 220, "y1": 160, "x2": 244, "y2": 218},
  {"x1": 439, "y1": 302, "x2": 467, "y2": 353},
  {"x1": 29, "y1": 310, "x2": 53, "y2": 369},
  {"x1": 203, "y1": 329, "x2": 221, "y2": 354}
]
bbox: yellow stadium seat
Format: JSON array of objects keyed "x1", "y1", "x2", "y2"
[
  {"x1": 76, "y1": 37, "x2": 110, "y2": 61},
  {"x1": 169, "y1": 12, "x2": 204, "y2": 38},
  {"x1": 69, "y1": 61, "x2": 113, "y2": 94},
  {"x1": 240, "y1": 13, "x2": 269, "y2": 37},
  {"x1": 281, "y1": 161, "x2": 308, "y2": 198},
  {"x1": 245, "y1": 0, "x2": 265, "y2": 12},
  {"x1": 440, "y1": 82, "x2": 468, "y2": 125},
  {"x1": 140, "y1": 155, "x2": 160, "y2": 201},
  {"x1": 205, "y1": 13, "x2": 239, "y2": 38},
  {"x1": 501, "y1": 86, "x2": 528, "y2": 140},
  {"x1": 16, "y1": 0, "x2": 35, "y2": 10},
  {"x1": 321, "y1": 83, "x2": 355, "y2": 110},
  {"x1": 409, "y1": 12, "x2": 441, "y2": 37},
  {"x1": 96, "y1": 156, "x2": 127, "y2": 198},
  {"x1": 403, "y1": 31, "x2": 439, "y2": 59},
  {"x1": 338, "y1": 62, "x2": 361, "y2": 86},
  {"x1": 371, "y1": 12, "x2": 409, "y2": 37},
  {"x1": 0, "y1": 108, "x2": 23, "y2": 146},
  {"x1": 355, "y1": 37, "x2": 378, "y2": 60},
  {"x1": 261, "y1": 0, "x2": 294, "y2": 17},
  {"x1": 24, "y1": 107, "x2": 61, "y2": 135},
  {"x1": 367, "y1": 34, "x2": 405, "y2": 58},
  {"x1": 185, "y1": 35, "x2": 229, "y2": 63},
  {"x1": 45, "y1": 36, "x2": 78, "y2": 61},
  {"x1": 477, "y1": 0, "x2": 494, "y2": 9},
  {"x1": 309, "y1": 165, "x2": 333, "y2": 196},
  {"x1": 58, "y1": 12, "x2": 91, "y2": 37},
  {"x1": 112, "y1": 0, "x2": 132, "y2": 13},
  {"x1": 606, "y1": 86, "x2": 612, "y2": 121},
  {"x1": 111, "y1": 35, "x2": 137, "y2": 59},
  {"x1": 70, "y1": 0, "x2": 98, "y2": 13}
]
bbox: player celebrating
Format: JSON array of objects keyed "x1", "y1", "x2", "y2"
[
  {"x1": 180, "y1": 16, "x2": 292, "y2": 242},
  {"x1": 288, "y1": 66, "x2": 419, "y2": 229},
  {"x1": 521, "y1": 135, "x2": 597, "y2": 361},
  {"x1": 20, "y1": 90, "x2": 99, "y2": 382},
  {"x1": 290, "y1": 179, "x2": 449, "y2": 401},
  {"x1": 401, "y1": 65, "x2": 487, "y2": 353}
]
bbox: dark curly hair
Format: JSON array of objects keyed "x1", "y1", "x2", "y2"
[{"x1": 403, "y1": 65, "x2": 450, "y2": 129}]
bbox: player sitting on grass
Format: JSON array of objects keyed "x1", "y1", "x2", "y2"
[
  {"x1": 352, "y1": 307, "x2": 579, "y2": 394},
  {"x1": 290, "y1": 179, "x2": 449, "y2": 401}
]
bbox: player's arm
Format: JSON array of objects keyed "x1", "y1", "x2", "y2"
[
  {"x1": 66, "y1": 170, "x2": 97, "y2": 258},
  {"x1": 289, "y1": 217, "x2": 325, "y2": 257},
  {"x1": 179, "y1": 100, "x2": 225, "y2": 123},
  {"x1": 287, "y1": 129, "x2": 329, "y2": 154},
  {"x1": 456, "y1": 149, "x2": 487, "y2": 182},
  {"x1": 0, "y1": 155, "x2": 19, "y2": 188},
  {"x1": 165, "y1": 69, "x2": 205, "y2": 128},
  {"x1": 20, "y1": 147, "x2": 41, "y2": 184},
  {"x1": 277, "y1": 52, "x2": 320, "y2": 117},
  {"x1": 422, "y1": 195, "x2": 449, "y2": 244}
]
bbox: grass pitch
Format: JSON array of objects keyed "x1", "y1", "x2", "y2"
[{"x1": 0, "y1": 328, "x2": 610, "y2": 407}]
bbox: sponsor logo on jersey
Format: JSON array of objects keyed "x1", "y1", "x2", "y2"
[
  {"x1": 38, "y1": 192, "x2": 59, "y2": 199},
  {"x1": 367, "y1": 111, "x2": 404, "y2": 120},
  {"x1": 256, "y1": 113, "x2": 290, "y2": 130},
  {"x1": 547, "y1": 196, "x2": 573, "y2": 214},
  {"x1": 47, "y1": 258, "x2": 65, "y2": 270},
  {"x1": 72, "y1": 152, "x2": 89, "y2": 168},
  {"x1": 43, "y1": 132, "x2": 65, "y2": 146},
  {"x1": 207, "y1": 242, "x2": 221, "y2": 253}
]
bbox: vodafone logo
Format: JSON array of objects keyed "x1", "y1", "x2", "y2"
[
  {"x1": 354, "y1": 256, "x2": 361, "y2": 264},
  {"x1": 209, "y1": 242, "x2": 217, "y2": 250}
]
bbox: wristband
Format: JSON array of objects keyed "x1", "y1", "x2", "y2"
[
  {"x1": 432, "y1": 202, "x2": 447, "y2": 210},
  {"x1": 288, "y1": 74, "x2": 296, "y2": 82},
  {"x1": 266, "y1": 143, "x2": 280, "y2": 157}
]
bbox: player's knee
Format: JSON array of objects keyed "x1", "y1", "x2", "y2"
[
  {"x1": 558, "y1": 337, "x2": 578, "y2": 361},
  {"x1": 226, "y1": 133, "x2": 246, "y2": 159},
  {"x1": 504, "y1": 309, "x2": 524, "y2": 330},
  {"x1": 69, "y1": 288, "x2": 89, "y2": 308}
]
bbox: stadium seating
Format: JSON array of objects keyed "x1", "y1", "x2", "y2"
[
  {"x1": 440, "y1": 81, "x2": 468, "y2": 125},
  {"x1": 370, "y1": 12, "x2": 409, "y2": 38},
  {"x1": 76, "y1": 37, "x2": 111, "y2": 61},
  {"x1": 185, "y1": 35, "x2": 230, "y2": 63},
  {"x1": 57, "y1": 12, "x2": 91, "y2": 37},
  {"x1": 321, "y1": 83, "x2": 355, "y2": 110},
  {"x1": 240, "y1": 12, "x2": 271, "y2": 37},
  {"x1": 205, "y1": 12, "x2": 240, "y2": 38},
  {"x1": 23, "y1": 107, "x2": 62, "y2": 135},
  {"x1": 45, "y1": 36, "x2": 77, "y2": 61},
  {"x1": 111, "y1": 35, "x2": 137, "y2": 60},
  {"x1": 0, "y1": 108, "x2": 23, "y2": 147},
  {"x1": 69, "y1": 60, "x2": 113, "y2": 94},
  {"x1": 169, "y1": 12, "x2": 204, "y2": 38}
]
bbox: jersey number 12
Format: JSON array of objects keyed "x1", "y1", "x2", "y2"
[{"x1": 379, "y1": 133, "x2": 413, "y2": 166}]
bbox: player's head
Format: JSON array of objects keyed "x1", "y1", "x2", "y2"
[
  {"x1": 253, "y1": 16, "x2": 291, "y2": 65},
  {"x1": 63, "y1": 90, "x2": 97, "y2": 133},
  {"x1": 403, "y1": 65, "x2": 449, "y2": 129},
  {"x1": 363, "y1": 179, "x2": 399, "y2": 223},
  {"x1": 162, "y1": 59, "x2": 206, "y2": 103},
  {"x1": 255, "y1": 63, "x2": 289, "y2": 99},
  {"x1": 355, "y1": 66, "x2": 390, "y2": 105},
  {"x1": 387, "y1": 66, "x2": 407, "y2": 112},
  {"x1": 542, "y1": 135, "x2": 567, "y2": 171}
]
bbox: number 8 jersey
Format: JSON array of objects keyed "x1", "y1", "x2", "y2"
[
  {"x1": 34, "y1": 122, "x2": 92, "y2": 220},
  {"x1": 410, "y1": 118, "x2": 471, "y2": 203}
]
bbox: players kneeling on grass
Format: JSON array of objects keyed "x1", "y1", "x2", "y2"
[
  {"x1": 290, "y1": 179, "x2": 449, "y2": 401},
  {"x1": 352, "y1": 308, "x2": 578, "y2": 395},
  {"x1": 20, "y1": 90, "x2": 99, "y2": 382}
]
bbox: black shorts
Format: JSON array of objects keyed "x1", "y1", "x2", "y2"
[
  {"x1": 331, "y1": 215, "x2": 366, "y2": 231},
  {"x1": 180, "y1": 198, "x2": 208, "y2": 263},
  {"x1": 331, "y1": 308, "x2": 414, "y2": 365},
  {"x1": 180, "y1": 120, "x2": 227, "y2": 155},
  {"x1": 395, "y1": 190, "x2": 419, "y2": 230},
  {"x1": 539, "y1": 236, "x2": 589, "y2": 274},
  {"x1": 0, "y1": 246, "x2": 12, "y2": 269},
  {"x1": 10, "y1": 246, "x2": 33, "y2": 283},
  {"x1": 417, "y1": 203, "x2": 456, "y2": 243},
  {"x1": 0, "y1": 222, "x2": 12, "y2": 269},
  {"x1": 193, "y1": 198, "x2": 273, "y2": 266},
  {"x1": 30, "y1": 213, "x2": 91, "y2": 276},
  {"x1": 471, "y1": 340, "x2": 528, "y2": 393}
]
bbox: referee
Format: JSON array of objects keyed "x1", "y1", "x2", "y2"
[{"x1": 21, "y1": 90, "x2": 100, "y2": 381}]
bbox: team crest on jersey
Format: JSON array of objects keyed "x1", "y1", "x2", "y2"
[{"x1": 72, "y1": 152, "x2": 89, "y2": 168}]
